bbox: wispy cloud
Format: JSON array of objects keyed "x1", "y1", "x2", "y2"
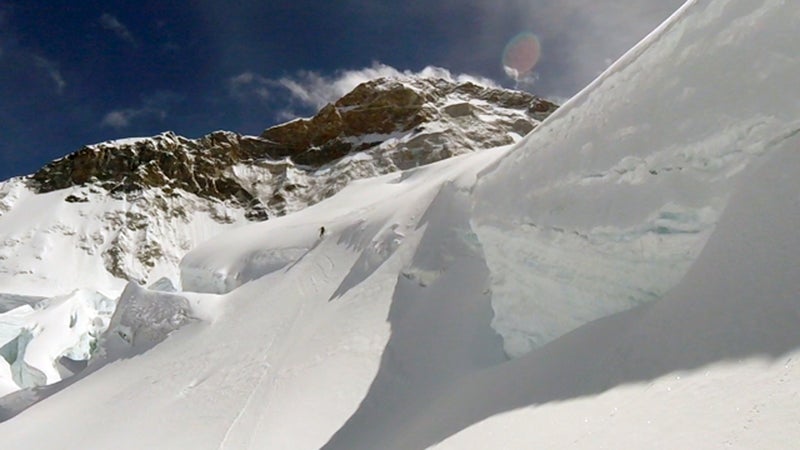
[
  {"x1": 101, "y1": 108, "x2": 163, "y2": 129},
  {"x1": 99, "y1": 13, "x2": 137, "y2": 47},
  {"x1": 278, "y1": 63, "x2": 498, "y2": 110},
  {"x1": 227, "y1": 71, "x2": 272, "y2": 101},
  {"x1": 226, "y1": 63, "x2": 498, "y2": 122},
  {"x1": 0, "y1": 5, "x2": 64, "y2": 92},
  {"x1": 101, "y1": 110, "x2": 137, "y2": 129},
  {"x1": 33, "y1": 55, "x2": 66, "y2": 94},
  {"x1": 101, "y1": 91, "x2": 181, "y2": 129}
]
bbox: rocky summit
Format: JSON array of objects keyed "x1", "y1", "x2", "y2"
[
  {"x1": 2, "y1": 76, "x2": 556, "y2": 288},
  {"x1": 261, "y1": 77, "x2": 556, "y2": 167},
  {"x1": 30, "y1": 77, "x2": 556, "y2": 220}
]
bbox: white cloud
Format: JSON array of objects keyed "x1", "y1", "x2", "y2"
[
  {"x1": 99, "y1": 13, "x2": 136, "y2": 47},
  {"x1": 100, "y1": 92, "x2": 179, "y2": 129},
  {"x1": 101, "y1": 107, "x2": 167, "y2": 129},
  {"x1": 225, "y1": 63, "x2": 498, "y2": 122},
  {"x1": 0, "y1": 7, "x2": 64, "y2": 90},
  {"x1": 33, "y1": 55, "x2": 65, "y2": 94},
  {"x1": 227, "y1": 71, "x2": 271, "y2": 101},
  {"x1": 101, "y1": 110, "x2": 134, "y2": 129},
  {"x1": 276, "y1": 62, "x2": 499, "y2": 110}
]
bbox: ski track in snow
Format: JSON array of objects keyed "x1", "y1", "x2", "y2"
[{"x1": 216, "y1": 330, "x2": 276, "y2": 450}]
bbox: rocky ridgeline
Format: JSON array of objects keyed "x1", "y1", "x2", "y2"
[
  {"x1": 31, "y1": 131, "x2": 273, "y2": 220},
  {"x1": 12, "y1": 77, "x2": 556, "y2": 283},
  {"x1": 261, "y1": 77, "x2": 557, "y2": 167},
  {"x1": 30, "y1": 77, "x2": 557, "y2": 221}
]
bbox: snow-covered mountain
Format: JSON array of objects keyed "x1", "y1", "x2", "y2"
[
  {"x1": 0, "y1": 78, "x2": 555, "y2": 396},
  {"x1": 3, "y1": 77, "x2": 553, "y2": 294},
  {"x1": 2, "y1": 0, "x2": 800, "y2": 448}
]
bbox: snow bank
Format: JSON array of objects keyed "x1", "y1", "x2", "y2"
[
  {"x1": 180, "y1": 231, "x2": 315, "y2": 294},
  {"x1": 473, "y1": 0, "x2": 800, "y2": 356},
  {"x1": 104, "y1": 283, "x2": 193, "y2": 349},
  {"x1": 0, "y1": 294, "x2": 44, "y2": 314},
  {"x1": 420, "y1": 120, "x2": 800, "y2": 450},
  {"x1": 98, "y1": 282, "x2": 222, "y2": 356}
]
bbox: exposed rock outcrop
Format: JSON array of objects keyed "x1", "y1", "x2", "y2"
[
  {"x1": 31, "y1": 131, "x2": 273, "y2": 221},
  {"x1": 18, "y1": 76, "x2": 557, "y2": 283},
  {"x1": 31, "y1": 77, "x2": 557, "y2": 221},
  {"x1": 261, "y1": 77, "x2": 557, "y2": 167}
]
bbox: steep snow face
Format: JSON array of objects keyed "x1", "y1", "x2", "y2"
[
  {"x1": 431, "y1": 123, "x2": 800, "y2": 450},
  {"x1": 473, "y1": 0, "x2": 800, "y2": 356},
  {"x1": 179, "y1": 146, "x2": 511, "y2": 296},
  {"x1": 0, "y1": 177, "x2": 248, "y2": 297}
]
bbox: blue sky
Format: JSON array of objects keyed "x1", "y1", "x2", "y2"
[{"x1": 0, "y1": 0, "x2": 682, "y2": 180}]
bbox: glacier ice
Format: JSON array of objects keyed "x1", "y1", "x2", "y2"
[
  {"x1": 0, "y1": 289, "x2": 114, "y2": 394},
  {"x1": 472, "y1": 0, "x2": 800, "y2": 356},
  {"x1": 103, "y1": 282, "x2": 193, "y2": 350}
]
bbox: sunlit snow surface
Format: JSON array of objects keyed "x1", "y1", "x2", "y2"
[
  {"x1": 1, "y1": 0, "x2": 800, "y2": 448},
  {"x1": 0, "y1": 179, "x2": 250, "y2": 393}
]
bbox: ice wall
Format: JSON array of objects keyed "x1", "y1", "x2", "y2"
[
  {"x1": 0, "y1": 289, "x2": 114, "y2": 395},
  {"x1": 473, "y1": 0, "x2": 800, "y2": 356}
]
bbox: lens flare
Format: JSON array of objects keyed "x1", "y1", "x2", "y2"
[{"x1": 502, "y1": 32, "x2": 541, "y2": 82}]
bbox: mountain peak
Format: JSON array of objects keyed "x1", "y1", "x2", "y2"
[
  {"x1": 3, "y1": 78, "x2": 557, "y2": 293},
  {"x1": 262, "y1": 76, "x2": 557, "y2": 167},
  {"x1": 29, "y1": 77, "x2": 556, "y2": 219}
]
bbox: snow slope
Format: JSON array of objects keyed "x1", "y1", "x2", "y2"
[
  {"x1": 1, "y1": 0, "x2": 799, "y2": 448},
  {"x1": 0, "y1": 145, "x2": 512, "y2": 448},
  {"x1": 0, "y1": 177, "x2": 245, "y2": 297},
  {"x1": 0, "y1": 78, "x2": 549, "y2": 395},
  {"x1": 0, "y1": 179, "x2": 248, "y2": 394},
  {"x1": 474, "y1": 0, "x2": 800, "y2": 356},
  {"x1": 433, "y1": 143, "x2": 800, "y2": 449}
]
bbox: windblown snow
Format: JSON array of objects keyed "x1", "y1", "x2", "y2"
[{"x1": 1, "y1": 0, "x2": 799, "y2": 448}]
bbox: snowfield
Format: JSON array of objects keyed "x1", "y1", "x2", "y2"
[{"x1": 1, "y1": 0, "x2": 800, "y2": 448}]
